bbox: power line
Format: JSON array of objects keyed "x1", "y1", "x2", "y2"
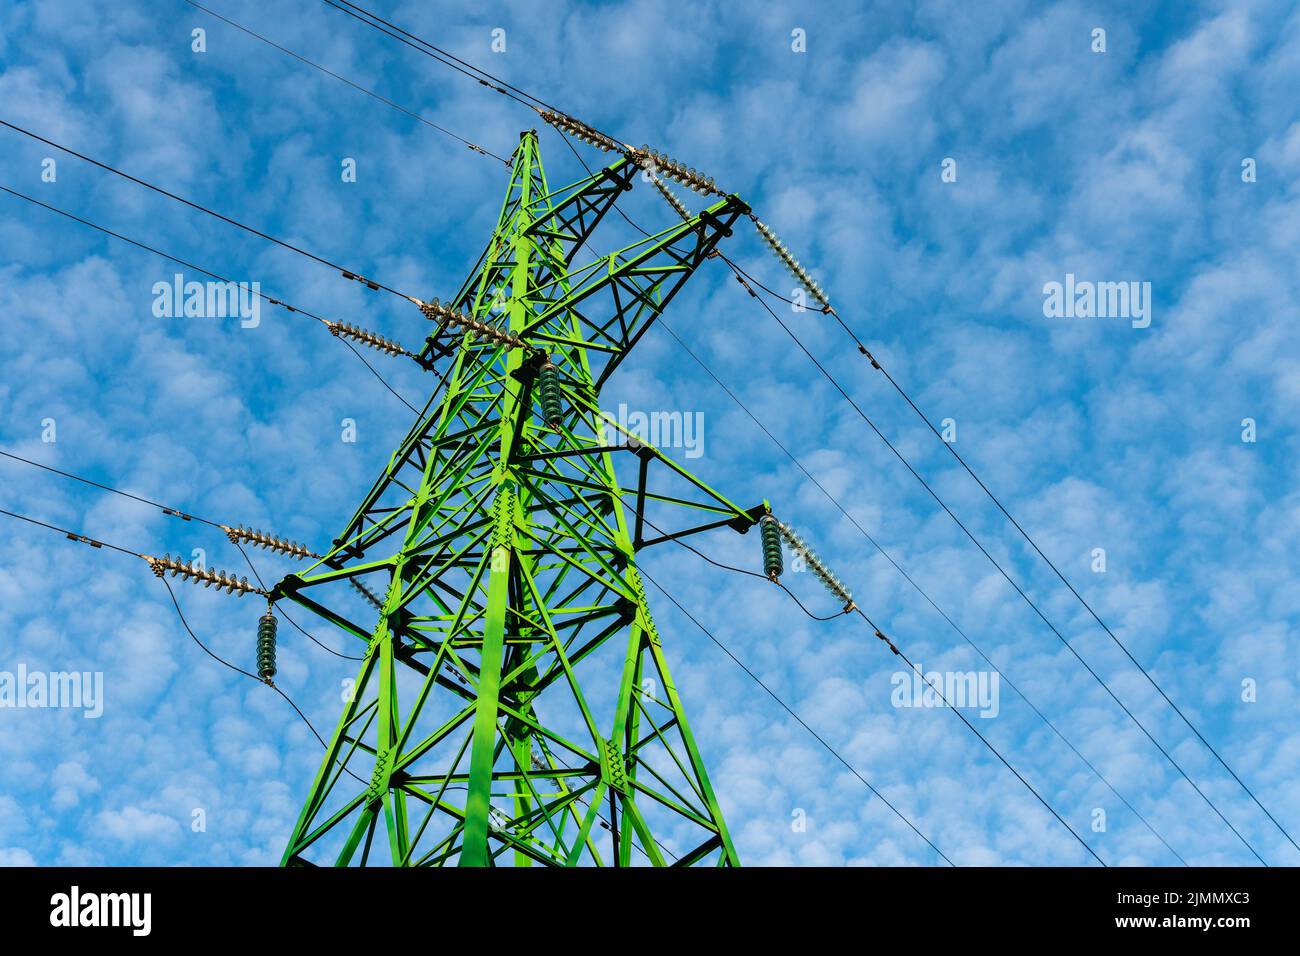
[
  {"x1": 0, "y1": 506, "x2": 145, "y2": 559},
  {"x1": 0, "y1": 496, "x2": 364, "y2": 682},
  {"x1": 0, "y1": 448, "x2": 220, "y2": 528},
  {"x1": 723, "y1": 254, "x2": 807, "y2": 308},
  {"x1": 319, "y1": 0, "x2": 554, "y2": 114},
  {"x1": 0, "y1": 118, "x2": 414, "y2": 300},
  {"x1": 0, "y1": 184, "x2": 424, "y2": 415},
  {"x1": 831, "y1": 307, "x2": 1300, "y2": 858},
  {"x1": 0, "y1": 451, "x2": 363, "y2": 660},
  {"x1": 639, "y1": 567, "x2": 955, "y2": 866},
  {"x1": 184, "y1": 0, "x2": 511, "y2": 165},
  {"x1": 159, "y1": 575, "x2": 367, "y2": 782},
  {"x1": 542, "y1": 133, "x2": 1193, "y2": 860},
  {"x1": 644, "y1": 518, "x2": 1105, "y2": 865},
  {"x1": 331, "y1": 0, "x2": 566, "y2": 115},
  {"x1": 853, "y1": 607, "x2": 1105, "y2": 865},
  {"x1": 649, "y1": 325, "x2": 1190, "y2": 864},
  {"x1": 537, "y1": 73, "x2": 1225, "y2": 858},
  {"x1": 729, "y1": 269, "x2": 1269, "y2": 865},
  {"x1": 633, "y1": 110, "x2": 1286, "y2": 857},
  {"x1": 547, "y1": 89, "x2": 1236, "y2": 859},
  {"x1": 2, "y1": 189, "x2": 471, "y2": 661},
  {"x1": 193, "y1": 0, "x2": 662, "y2": 370},
  {"x1": 599, "y1": 150, "x2": 1197, "y2": 864}
]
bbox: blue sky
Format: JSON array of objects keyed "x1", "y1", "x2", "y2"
[{"x1": 1, "y1": 0, "x2": 1298, "y2": 866}]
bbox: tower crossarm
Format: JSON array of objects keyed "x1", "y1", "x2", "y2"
[
  {"x1": 520, "y1": 194, "x2": 750, "y2": 388},
  {"x1": 520, "y1": 157, "x2": 638, "y2": 270},
  {"x1": 520, "y1": 382, "x2": 766, "y2": 550},
  {"x1": 415, "y1": 154, "x2": 639, "y2": 367}
]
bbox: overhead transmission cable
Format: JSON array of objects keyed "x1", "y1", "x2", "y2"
[
  {"x1": 639, "y1": 516, "x2": 1104, "y2": 865},
  {"x1": 848, "y1": 604, "x2": 1106, "y2": 865},
  {"x1": 606, "y1": 74, "x2": 1291, "y2": 858},
  {"x1": 824, "y1": 303, "x2": 1300, "y2": 858},
  {"x1": 638, "y1": 507, "x2": 1183, "y2": 863},
  {"x1": 602, "y1": 147, "x2": 1249, "y2": 863},
  {"x1": 159, "y1": 576, "x2": 367, "y2": 782},
  {"x1": 664, "y1": 316, "x2": 1205, "y2": 863},
  {"x1": 727, "y1": 269, "x2": 1269, "y2": 865},
  {"x1": 0, "y1": 449, "x2": 362, "y2": 660},
  {"x1": 507, "y1": 119, "x2": 1187, "y2": 861},
  {"x1": 0, "y1": 505, "x2": 351, "y2": 754},
  {"x1": 0, "y1": 186, "x2": 463, "y2": 656},
  {"x1": 318, "y1": 0, "x2": 558, "y2": 113},
  {"x1": 0, "y1": 118, "x2": 414, "y2": 300},
  {"x1": 636, "y1": 568, "x2": 954, "y2": 866},
  {"x1": 723, "y1": 175, "x2": 1296, "y2": 857},
  {"x1": 183, "y1": 0, "x2": 511, "y2": 165},
  {"x1": 0, "y1": 184, "x2": 424, "y2": 415},
  {"x1": 318, "y1": 1, "x2": 727, "y2": 203}
]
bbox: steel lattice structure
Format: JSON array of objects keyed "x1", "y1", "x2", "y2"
[{"x1": 272, "y1": 131, "x2": 762, "y2": 866}]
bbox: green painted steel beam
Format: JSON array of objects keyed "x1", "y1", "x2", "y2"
[{"x1": 277, "y1": 131, "x2": 742, "y2": 867}]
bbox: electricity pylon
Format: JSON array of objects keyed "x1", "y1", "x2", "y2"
[{"x1": 273, "y1": 130, "x2": 760, "y2": 866}]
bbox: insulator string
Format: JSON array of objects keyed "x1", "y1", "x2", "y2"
[
  {"x1": 417, "y1": 297, "x2": 536, "y2": 353},
  {"x1": 146, "y1": 553, "x2": 264, "y2": 597}
]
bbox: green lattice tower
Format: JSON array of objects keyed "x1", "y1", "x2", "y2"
[{"x1": 272, "y1": 130, "x2": 760, "y2": 866}]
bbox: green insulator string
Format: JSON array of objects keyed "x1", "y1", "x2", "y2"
[
  {"x1": 759, "y1": 515, "x2": 783, "y2": 581},
  {"x1": 257, "y1": 607, "x2": 278, "y2": 682},
  {"x1": 537, "y1": 361, "x2": 563, "y2": 425}
]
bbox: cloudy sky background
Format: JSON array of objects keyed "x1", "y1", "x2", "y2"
[{"x1": 1, "y1": 0, "x2": 1298, "y2": 866}]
